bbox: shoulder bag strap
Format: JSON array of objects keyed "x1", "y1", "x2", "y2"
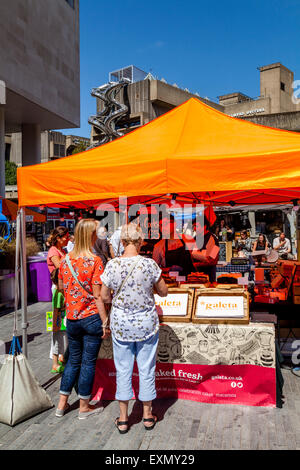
[
  {"x1": 112, "y1": 257, "x2": 140, "y2": 306},
  {"x1": 65, "y1": 254, "x2": 92, "y2": 296}
]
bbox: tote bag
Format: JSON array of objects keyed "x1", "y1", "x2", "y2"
[{"x1": 0, "y1": 337, "x2": 54, "y2": 426}]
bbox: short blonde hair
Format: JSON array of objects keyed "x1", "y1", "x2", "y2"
[
  {"x1": 121, "y1": 224, "x2": 143, "y2": 247},
  {"x1": 72, "y1": 218, "x2": 98, "y2": 258}
]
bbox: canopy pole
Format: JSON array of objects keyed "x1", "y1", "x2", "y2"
[
  {"x1": 20, "y1": 207, "x2": 28, "y2": 357},
  {"x1": 14, "y1": 210, "x2": 21, "y2": 337}
]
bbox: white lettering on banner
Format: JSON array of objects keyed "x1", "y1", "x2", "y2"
[
  {"x1": 156, "y1": 368, "x2": 203, "y2": 382},
  {"x1": 155, "y1": 293, "x2": 188, "y2": 316},
  {"x1": 196, "y1": 296, "x2": 244, "y2": 318},
  {"x1": 109, "y1": 368, "x2": 204, "y2": 382},
  {"x1": 212, "y1": 375, "x2": 243, "y2": 381}
]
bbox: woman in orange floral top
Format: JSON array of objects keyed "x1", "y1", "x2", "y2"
[{"x1": 55, "y1": 219, "x2": 110, "y2": 420}]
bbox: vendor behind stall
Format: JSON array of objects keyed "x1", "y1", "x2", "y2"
[
  {"x1": 152, "y1": 215, "x2": 194, "y2": 276},
  {"x1": 236, "y1": 230, "x2": 252, "y2": 258},
  {"x1": 186, "y1": 219, "x2": 220, "y2": 282}
]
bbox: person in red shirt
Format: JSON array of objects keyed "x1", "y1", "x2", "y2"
[
  {"x1": 46, "y1": 226, "x2": 69, "y2": 371},
  {"x1": 46, "y1": 226, "x2": 69, "y2": 274},
  {"x1": 55, "y1": 219, "x2": 110, "y2": 420}
]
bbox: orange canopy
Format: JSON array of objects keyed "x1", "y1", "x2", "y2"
[
  {"x1": 2, "y1": 199, "x2": 46, "y2": 222},
  {"x1": 17, "y1": 98, "x2": 300, "y2": 208}
]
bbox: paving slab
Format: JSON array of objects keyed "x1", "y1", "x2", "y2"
[{"x1": 1, "y1": 302, "x2": 300, "y2": 450}]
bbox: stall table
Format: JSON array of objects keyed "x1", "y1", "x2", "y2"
[{"x1": 92, "y1": 322, "x2": 283, "y2": 408}]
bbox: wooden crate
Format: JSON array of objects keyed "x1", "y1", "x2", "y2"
[
  {"x1": 191, "y1": 288, "x2": 249, "y2": 325},
  {"x1": 178, "y1": 283, "x2": 210, "y2": 289},
  {"x1": 293, "y1": 284, "x2": 300, "y2": 296},
  {"x1": 293, "y1": 295, "x2": 300, "y2": 304},
  {"x1": 155, "y1": 287, "x2": 194, "y2": 323}
]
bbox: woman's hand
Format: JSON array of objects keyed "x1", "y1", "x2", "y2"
[
  {"x1": 101, "y1": 325, "x2": 111, "y2": 339},
  {"x1": 154, "y1": 275, "x2": 168, "y2": 297}
]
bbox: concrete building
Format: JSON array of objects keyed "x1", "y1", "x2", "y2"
[
  {"x1": 6, "y1": 131, "x2": 89, "y2": 165},
  {"x1": 0, "y1": 0, "x2": 80, "y2": 198},
  {"x1": 220, "y1": 63, "x2": 300, "y2": 130},
  {"x1": 4, "y1": 131, "x2": 89, "y2": 200},
  {"x1": 91, "y1": 62, "x2": 300, "y2": 145}
]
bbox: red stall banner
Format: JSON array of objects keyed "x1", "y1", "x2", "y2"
[{"x1": 92, "y1": 323, "x2": 277, "y2": 408}]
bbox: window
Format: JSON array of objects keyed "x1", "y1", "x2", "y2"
[
  {"x1": 54, "y1": 143, "x2": 60, "y2": 156},
  {"x1": 280, "y1": 82, "x2": 285, "y2": 91},
  {"x1": 59, "y1": 145, "x2": 65, "y2": 157},
  {"x1": 65, "y1": 0, "x2": 75, "y2": 8},
  {"x1": 5, "y1": 143, "x2": 11, "y2": 161}
]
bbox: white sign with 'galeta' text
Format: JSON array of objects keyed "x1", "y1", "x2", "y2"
[
  {"x1": 155, "y1": 293, "x2": 189, "y2": 316},
  {"x1": 196, "y1": 296, "x2": 244, "y2": 318}
]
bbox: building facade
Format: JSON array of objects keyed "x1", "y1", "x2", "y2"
[
  {"x1": 91, "y1": 62, "x2": 300, "y2": 147},
  {"x1": 0, "y1": 0, "x2": 80, "y2": 198},
  {"x1": 5, "y1": 131, "x2": 90, "y2": 200},
  {"x1": 220, "y1": 63, "x2": 300, "y2": 130}
]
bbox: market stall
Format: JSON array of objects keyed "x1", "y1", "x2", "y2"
[{"x1": 16, "y1": 97, "x2": 300, "y2": 399}]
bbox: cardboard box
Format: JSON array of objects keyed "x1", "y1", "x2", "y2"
[{"x1": 293, "y1": 284, "x2": 300, "y2": 296}]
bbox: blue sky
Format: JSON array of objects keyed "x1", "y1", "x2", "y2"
[{"x1": 60, "y1": 0, "x2": 300, "y2": 138}]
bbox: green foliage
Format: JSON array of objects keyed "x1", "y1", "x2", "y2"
[
  {"x1": 5, "y1": 161, "x2": 17, "y2": 185},
  {"x1": 0, "y1": 235, "x2": 40, "y2": 269},
  {"x1": 72, "y1": 141, "x2": 89, "y2": 155}
]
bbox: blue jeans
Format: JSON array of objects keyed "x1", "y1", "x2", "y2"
[
  {"x1": 60, "y1": 315, "x2": 103, "y2": 400},
  {"x1": 112, "y1": 332, "x2": 159, "y2": 402}
]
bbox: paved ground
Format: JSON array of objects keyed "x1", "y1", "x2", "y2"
[{"x1": 0, "y1": 303, "x2": 300, "y2": 450}]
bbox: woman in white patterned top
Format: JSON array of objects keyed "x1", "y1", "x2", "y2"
[{"x1": 101, "y1": 224, "x2": 168, "y2": 434}]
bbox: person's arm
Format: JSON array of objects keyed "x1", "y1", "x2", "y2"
[
  {"x1": 101, "y1": 284, "x2": 112, "y2": 303},
  {"x1": 273, "y1": 238, "x2": 281, "y2": 251},
  {"x1": 152, "y1": 241, "x2": 165, "y2": 268},
  {"x1": 154, "y1": 275, "x2": 168, "y2": 297},
  {"x1": 92, "y1": 257, "x2": 110, "y2": 338},
  {"x1": 108, "y1": 242, "x2": 115, "y2": 259},
  {"x1": 93, "y1": 284, "x2": 110, "y2": 339},
  {"x1": 191, "y1": 235, "x2": 219, "y2": 264},
  {"x1": 253, "y1": 241, "x2": 257, "y2": 251},
  {"x1": 286, "y1": 239, "x2": 291, "y2": 253},
  {"x1": 50, "y1": 255, "x2": 62, "y2": 269}
]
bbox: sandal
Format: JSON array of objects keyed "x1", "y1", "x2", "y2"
[
  {"x1": 115, "y1": 417, "x2": 129, "y2": 434},
  {"x1": 143, "y1": 414, "x2": 157, "y2": 430}
]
